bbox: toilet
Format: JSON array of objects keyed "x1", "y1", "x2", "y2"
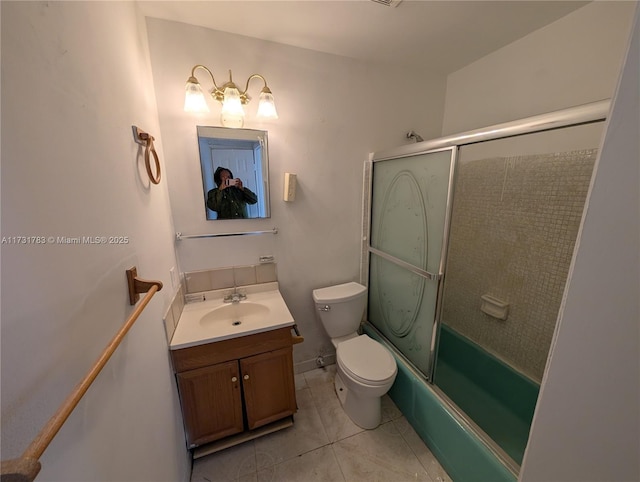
[{"x1": 312, "y1": 282, "x2": 397, "y2": 429}]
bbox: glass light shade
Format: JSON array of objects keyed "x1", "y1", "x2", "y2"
[
  {"x1": 257, "y1": 90, "x2": 278, "y2": 119},
  {"x1": 220, "y1": 86, "x2": 245, "y2": 128},
  {"x1": 184, "y1": 81, "x2": 209, "y2": 112}
]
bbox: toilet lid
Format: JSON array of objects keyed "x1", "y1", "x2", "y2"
[
  {"x1": 312, "y1": 282, "x2": 367, "y2": 304},
  {"x1": 337, "y1": 335, "x2": 397, "y2": 385}
]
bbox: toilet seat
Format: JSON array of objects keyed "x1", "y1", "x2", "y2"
[{"x1": 336, "y1": 335, "x2": 397, "y2": 386}]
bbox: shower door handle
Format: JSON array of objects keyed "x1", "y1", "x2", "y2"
[{"x1": 368, "y1": 247, "x2": 442, "y2": 281}]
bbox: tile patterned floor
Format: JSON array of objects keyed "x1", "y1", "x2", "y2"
[{"x1": 191, "y1": 365, "x2": 452, "y2": 482}]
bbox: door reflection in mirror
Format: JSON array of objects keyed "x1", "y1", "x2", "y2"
[{"x1": 197, "y1": 126, "x2": 270, "y2": 220}]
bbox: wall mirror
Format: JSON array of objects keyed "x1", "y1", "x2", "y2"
[{"x1": 197, "y1": 126, "x2": 271, "y2": 220}]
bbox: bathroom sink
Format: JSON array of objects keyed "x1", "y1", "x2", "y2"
[
  {"x1": 170, "y1": 282, "x2": 295, "y2": 350},
  {"x1": 200, "y1": 302, "x2": 270, "y2": 325}
]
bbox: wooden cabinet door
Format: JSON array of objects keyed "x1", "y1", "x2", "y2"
[
  {"x1": 240, "y1": 347, "x2": 297, "y2": 430},
  {"x1": 176, "y1": 360, "x2": 244, "y2": 447}
]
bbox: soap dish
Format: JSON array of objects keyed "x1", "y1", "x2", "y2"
[{"x1": 480, "y1": 294, "x2": 510, "y2": 320}]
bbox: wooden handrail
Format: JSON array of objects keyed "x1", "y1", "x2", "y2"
[{"x1": 1, "y1": 268, "x2": 162, "y2": 482}]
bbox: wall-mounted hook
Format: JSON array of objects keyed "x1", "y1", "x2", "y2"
[{"x1": 132, "y1": 126, "x2": 161, "y2": 185}]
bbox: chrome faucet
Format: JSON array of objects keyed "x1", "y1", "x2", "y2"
[
  {"x1": 223, "y1": 269, "x2": 247, "y2": 303},
  {"x1": 224, "y1": 289, "x2": 247, "y2": 304}
]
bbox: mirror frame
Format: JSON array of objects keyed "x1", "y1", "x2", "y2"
[{"x1": 196, "y1": 126, "x2": 271, "y2": 220}]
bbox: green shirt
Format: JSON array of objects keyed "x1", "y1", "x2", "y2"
[{"x1": 207, "y1": 186, "x2": 258, "y2": 219}]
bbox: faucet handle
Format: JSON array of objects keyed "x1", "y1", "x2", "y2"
[{"x1": 224, "y1": 289, "x2": 247, "y2": 303}]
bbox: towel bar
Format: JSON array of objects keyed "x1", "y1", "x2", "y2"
[{"x1": 176, "y1": 228, "x2": 278, "y2": 240}]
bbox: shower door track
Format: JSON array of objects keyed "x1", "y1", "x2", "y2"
[{"x1": 371, "y1": 99, "x2": 610, "y2": 161}]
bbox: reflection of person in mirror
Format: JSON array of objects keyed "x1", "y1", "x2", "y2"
[{"x1": 207, "y1": 167, "x2": 258, "y2": 219}]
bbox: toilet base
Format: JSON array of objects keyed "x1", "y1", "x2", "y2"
[{"x1": 334, "y1": 371, "x2": 382, "y2": 429}]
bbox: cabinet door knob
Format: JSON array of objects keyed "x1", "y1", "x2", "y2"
[
  {"x1": 243, "y1": 374, "x2": 250, "y2": 380},
  {"x1": 231, "y1": 377, "x2": 238, "y2": 382}
]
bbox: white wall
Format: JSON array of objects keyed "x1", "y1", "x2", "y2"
[
  {"x1": 442, "y1": 1, "x2": 635, "y2": 134},
  {"x1": 1, "y1": 3, "x2": 189, "y2": 481},
  {"x1": 145, "y1": 18, "x2": 447, "y2": 370},
  {"x1": 520, "y1": 7, "x2": 639, "y2": 481}
]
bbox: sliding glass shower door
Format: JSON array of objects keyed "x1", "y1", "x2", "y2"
[{"x1": 367, "y1": 148, "x2": 456, "y2": 378}]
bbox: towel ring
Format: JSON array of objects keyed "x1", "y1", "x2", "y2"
[{"x1": 132, "y1": 126, "x2": 161, "y2": 185}]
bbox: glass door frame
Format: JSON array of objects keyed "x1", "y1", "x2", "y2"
[
  {"x1": 361, "y1": 100, "x2": 609, "y2": 383},
  {"x1": 362, "y1": 146, "x2": 458, "y2": 382}
]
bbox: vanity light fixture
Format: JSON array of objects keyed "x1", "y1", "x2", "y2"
[{"x1": 184, "y1": 65, "x2": 278, "y2": 128}]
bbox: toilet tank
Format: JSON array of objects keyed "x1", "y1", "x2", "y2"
[{"x1": 312, "y1": 282, "x2": 367, "y2": 338}]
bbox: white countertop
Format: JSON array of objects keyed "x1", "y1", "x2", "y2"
[{"x1": 170, "y1": 282, "x2": 295, "y2": 350}]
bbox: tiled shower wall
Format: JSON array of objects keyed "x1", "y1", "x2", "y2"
[{"x1": 441, "y1": 149, "x2": 597, "y2": 382}]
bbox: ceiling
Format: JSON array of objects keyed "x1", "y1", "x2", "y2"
[{"x1": 138, "y1": 0, "x2": 590, "y2": 74}]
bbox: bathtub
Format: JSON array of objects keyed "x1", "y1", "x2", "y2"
[{"x1": 365, "y1": 323, "x2": 539, "y2": 482}]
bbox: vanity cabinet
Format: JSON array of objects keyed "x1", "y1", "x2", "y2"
[
  {"x1": 240, "y1": 347, "x2": 296, "y2": 430},
  {"x1": 171, "y1": 327, "x2": 297, "y2": 449},
  {"x1": 176, "y1": 361, "x2": 243, "y2": 446}
]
